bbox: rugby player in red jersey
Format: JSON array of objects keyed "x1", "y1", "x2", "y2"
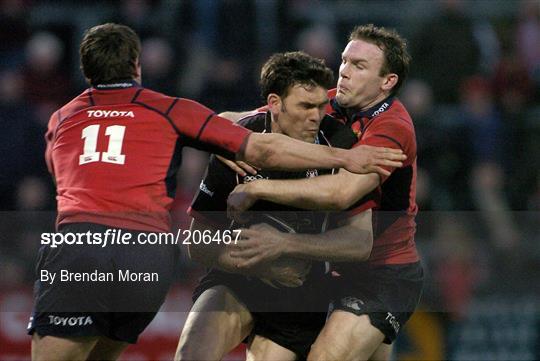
[
  {"x1": 227, "y1": 24, "x2": 423, "y2": 361},
  {"x1": 28, "y1": 23, "x2": 405, "y2": 361}
]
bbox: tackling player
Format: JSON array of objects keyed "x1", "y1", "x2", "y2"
[{"x1": 226, "y1": 24, "x2": 424, "y2": 361}]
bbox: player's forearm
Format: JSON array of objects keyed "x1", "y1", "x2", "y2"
[
  {"x1": 242, "y1": 133, "x2": 346, "y2": 171},
  {"x1": 248, "y1": 171, "x2": 379, "y2": 211},
  {"x1": 283, "y1": 230, "x2": 372, "y2": 262},
  {"x1": 249, "y1": 176, "x2": 343, "y2": 210},
  {"x1": 281, "y1": 211, "x2": 373, "y2": 262}
]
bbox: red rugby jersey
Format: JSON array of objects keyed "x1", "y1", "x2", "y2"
[
  {"x1": 327, "y1": 88, "x2": 419, "y2": 265},
  {"x1": 45, "y1": 81, "x2": 250, "y2": 232}
]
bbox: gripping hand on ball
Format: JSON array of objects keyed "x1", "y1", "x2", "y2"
[{"x1": 229, "y1": 223, "x2": 287, "y2": 268}]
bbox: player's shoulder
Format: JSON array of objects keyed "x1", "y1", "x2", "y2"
[
  {"x1": 237, "y1": 111, "x2": 268, "y2": 132},
  {"x1": 55, "y1": 89, "x2": 93, "y2": 122},
  {"x1": 135, "y1": 87, "x2": 176, "y2": 109},
  {"x1": 384, "y1": 100, "x2": 413, "y2": 124},
  {"x1": 372, "y1": 100, "x2": 417, "y2": 156},
  {"x1": 135, "y1": 88, "x2": 215, "y2": 117},
  {"x1": 138, "y1": 88, "x2": 188, "y2": 105},
  {"x1": 377, "y1": 100, "x2": 415, "y2": 132}
]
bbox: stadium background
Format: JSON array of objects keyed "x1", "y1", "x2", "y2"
[{"x1": 0, "y1": 0, "x2": 539, "y2": 359}]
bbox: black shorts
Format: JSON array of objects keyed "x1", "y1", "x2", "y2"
[
  {"x1": 330, "y1": 262, "x2": 424, "y2": 344},
  {"x1": 27, "y1": 222, "x2": 180, "y2": 343},
  {"x1": 193, "y1": 267, "x2": 329, "y2": 359}
]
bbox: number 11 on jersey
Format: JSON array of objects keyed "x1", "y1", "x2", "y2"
[{"x1": 79, "y1": 124, "x2": 126, "y2": 165}]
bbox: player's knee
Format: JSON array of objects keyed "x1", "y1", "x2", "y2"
[
  {"x1": 176, "y1": 324, "x2": 220, "y2": 361},
  {"x1": 176, "y1": 308, "x2": 251, "y2": 360},
  {"x1": 308, "y1": 331, "x2": 351, "y2": 361},
  {"x1": 248, "y1": 335, "x2": 297, "y2": 361},
  {"x1": 308, "y1": 341, "x2": 348, "y2": 361},
  {"x1": 176, "y1": 332, "x2": 223, "y2": 361}
]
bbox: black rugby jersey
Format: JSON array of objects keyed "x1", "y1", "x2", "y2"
[{"x1": 188, "y1": 111, "x2": 356, "y2": 232}]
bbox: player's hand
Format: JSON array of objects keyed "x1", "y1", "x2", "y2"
[
  {"x1": 344, "y1": 145, "x2": 406, "y2": 177},
  {"x1": 260, "y1": 257, "x2": 311, "y2": 288},
  {"x1": 229, "y1": 223, "x2": 285, "y2": 267},
  {"x1": 227, "y1": 183, "x2": 257, "y2": 222},
  {"x1": 216, "y1": 155, "x2": 259, "y2": 177}
]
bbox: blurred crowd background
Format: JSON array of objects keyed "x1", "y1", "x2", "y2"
[{"x1": 1, "y1": 0, "x2": 539, "y2": 360}]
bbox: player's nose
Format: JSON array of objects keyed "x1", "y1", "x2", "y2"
[
  {"x1": 307, "y1": 109, "x2": 322, "y2": 124},
  {"x1": 339, "y1": 64, "x2": 350, "y2": 79}
]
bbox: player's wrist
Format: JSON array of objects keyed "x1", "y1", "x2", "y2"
[
  {"x1": 331, "y1": 147, "x2": 348, "y2": 170},
  {"x1": 248, "y1": 179, "x2": 266, "y2": 200},
  {"x1": 279, "y1": 233, "x2": 296, "y2": 256}
]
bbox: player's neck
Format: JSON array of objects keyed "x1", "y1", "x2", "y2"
[
  {"x1": 270, "y1": 113, "x2": 284, "y2": 135},
  {"x1": 358, "y1": 92, "x2": 391, "y2": 112}
]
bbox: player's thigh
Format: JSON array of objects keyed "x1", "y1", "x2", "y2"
[
  {"x1": 369, "y1": 343, "x2": 392, "y2": 361},
  {"x1": 176, "y1": 285, "x2": 254, "y2": 360},
  {"x1": 308, "y1": 310, "x2": 385, "y2": 361},
  {"x1": 247, "y1": 334, "x2": 297, "y2": 361},
  {"x1": 32, "y1": 333, "x2": 98, "y2": 361},
  {"x1": 86, "y1": 336, "x2": 129, "y2": 361}
]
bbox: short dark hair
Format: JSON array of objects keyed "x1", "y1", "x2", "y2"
[
  {"x1": 349, "y1": 24, "x2": 410, "y2": 95},
  {"x1": 260, "y1": 51, "x2": 334, "y2": 100},
  {"x1": 80, "y1": 23, "x2": 141, "y2": 85}
]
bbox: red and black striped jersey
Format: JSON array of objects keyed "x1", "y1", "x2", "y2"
[
  {"x1": 45, "y1": 81, "x2": 250, "y2": 232},
  {"x1": 326, "y1": 88, "x2": 419, "y2": 265}
]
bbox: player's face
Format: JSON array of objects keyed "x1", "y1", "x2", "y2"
[
  {"x1": 273, "y1": 84, "x2": 328, "y2": 143},
  {"x1": 336, "y1": 39, "x2": 391, "y2": 110}
]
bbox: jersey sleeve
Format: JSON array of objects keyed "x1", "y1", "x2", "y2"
[
  {"x1": 169, "y1": 98, "x2": 252, "y2": 158},
  {"x1": 354, "y1": 116, "x2": 416, "y2": 183},
  {"x1": 188, "y1": 155, "x2": 238, "y2": 228},
  {"x1": 45, "y1": 111, "x2": 60, "y2": 177}
]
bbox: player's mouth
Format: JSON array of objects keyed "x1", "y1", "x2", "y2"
[{"x1": 337, "y1": 84, "x2": 349, "y2": 93}]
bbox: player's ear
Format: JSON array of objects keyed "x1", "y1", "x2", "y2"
[
  {"x1": 134, "y1": 58, "x2": 142, "y2": 82},
  {"x1": 267, "y1": 93, "x2": 282, "y2": 115},
  {"x1": 382, "y1": 73, "x2": 398, "y2": 93}
]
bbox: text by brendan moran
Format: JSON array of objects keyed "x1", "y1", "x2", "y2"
[{"x1": 40, "y1": 269, "x2": 159, "y2": 285}]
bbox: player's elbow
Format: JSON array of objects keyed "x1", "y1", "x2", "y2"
[
  {"x1": 331, "y1": 187, "x2": 360, "y2": 210},
  {"x1": 311, "y1": 183, "x2": 355, "y2": 210}
]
